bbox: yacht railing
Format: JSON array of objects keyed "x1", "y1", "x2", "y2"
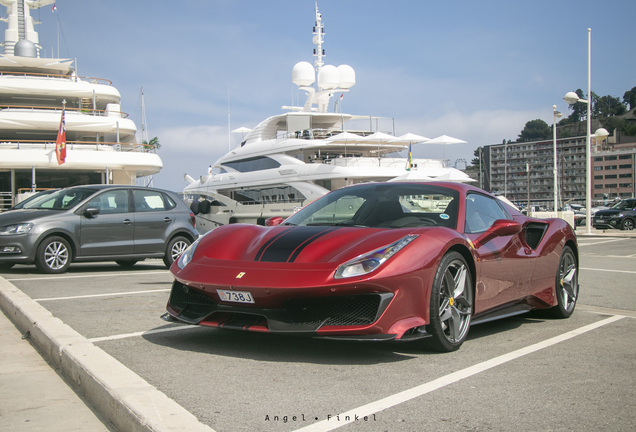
[
  {"x1": 0, "y1": 70, "x2": 112, "y2": 86},
  {"x1": 0, "y1": 140, "x2": 156, "y2": 153},
  {"x1": 0, "y1": 104, "x2": 129, "y2": 118}
]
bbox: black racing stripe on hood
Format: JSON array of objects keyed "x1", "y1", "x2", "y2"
[
  {"x1": 254, "y1": 228, "x2": 293, "y2": 261},
  {"x1": 256, "y1": 226, "x2": 340, "y2": 263}
]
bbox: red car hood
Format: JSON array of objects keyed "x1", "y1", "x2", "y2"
[{"x1": 195, "y1": 224, "x2": 439, "y2": 265}]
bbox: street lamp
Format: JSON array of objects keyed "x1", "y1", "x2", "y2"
[
  {"x1": 563, "y1": 28, "x2": 592, "y2": 234},
  {"x1": 553, "y1": 105, "x2": 562, "y2": 212},
  {"x1": 594, "y1": 127, "x2": 609, "y2": 152}
]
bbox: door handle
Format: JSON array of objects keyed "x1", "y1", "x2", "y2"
[
  {"x1": 123, "y1": 219, "x2": 132, "y2": 225},
  {"x1": 164, "y1": 217, "x2": 172, "y2": 223}
]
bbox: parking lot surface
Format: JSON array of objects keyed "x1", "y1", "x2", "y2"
[{"x1": 1, "y1": 236, "x2": 636, "y2": 431}]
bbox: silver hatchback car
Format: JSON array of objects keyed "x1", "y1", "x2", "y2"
[{"x1": 0, "y1": 185, "x2": 199, "y2": 273}]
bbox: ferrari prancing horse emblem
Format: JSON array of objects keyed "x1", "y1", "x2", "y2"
[{"x1": 236, "y1": 272, "x2": 246, "y2": 279}]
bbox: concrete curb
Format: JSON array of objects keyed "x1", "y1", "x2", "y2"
[{"x1": 0, "y1": 276, "x2": 215, "y2": 432}]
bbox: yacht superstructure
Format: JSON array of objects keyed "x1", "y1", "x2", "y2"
[
  {"x1": 0, "y1": 0, "x2": 162, "y2": 209},
  {"x1": 184, "y1": 6, "x2": 471, "y2": 232}
]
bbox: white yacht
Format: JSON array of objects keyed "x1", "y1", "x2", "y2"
[
  {"x1": 184, "y1": 6, "x2": 471, "y2": 233},
  {"x1": 0, "y1": 0, "x2": 162, "y2": 210}
]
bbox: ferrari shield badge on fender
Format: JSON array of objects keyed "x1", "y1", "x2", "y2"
[{"x1": 236, "y1": 272, "x2": 246, "y2": 279}]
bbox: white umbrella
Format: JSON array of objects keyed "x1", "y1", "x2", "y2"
[
  {"x1": 431, "y1": 170, "x2": 475, "y2": 182},
  {"x1": 388, "y1": 133, "x2": 430, "y2": 144},
  {"x1": 232, "y1": 126, "x2": 252, "y2": 141},
  {"x1": 425, "y1": 135, "x2": 467, "y2": 164},
  {"x1": 325, "y1": 132, "x2": 361, "y2": 142},
  {"x1": 388, "y1": 171, "x2": 437, "y2": 182},
  {"x1": 356, "y1": 131, "x2": 395, "y2": 143},
  {"x1": 325, "y1": 132, "x2": 362, "y2": 157},
  {"x1": 389, "y1": 133, "x2": 430, "y2": 171}
]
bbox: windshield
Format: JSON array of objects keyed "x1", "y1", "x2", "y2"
[
  {"x1": 28, "y1": 188, "x2": 98, "y2": 210},
  {"x1": 284, "y1": 183, "x2": 460, "y2": 229},
  {"x1": 611, "y1": 200, "x2": 636, "y2": 211},
  {"x1": 13, "y1": 190, "x2": 57, "y2": 209}
]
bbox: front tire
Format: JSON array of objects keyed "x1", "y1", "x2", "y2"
[
  {"x1": 163, "y1": 236, "x2": 191, "y2": 268},
  {"x1": 35, "y1": 236, "x2": 71, "y2": 274},
  {"x1": 548, "y1": 246, "x2": 578, "y2": 318},
  {"x1": 423, "y1": 251, "x2": 473, "y2": 352},
  {"x1": 621, "y1": 218, "x2": 634, "y2": 230}
]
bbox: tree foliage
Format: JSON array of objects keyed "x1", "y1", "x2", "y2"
[
  {"x1": 566, "y1": 89, "x2": 588, "y2": 123},
  {"x1": 517, "y1": 119, "x2": 552, "y2": 142},
  {"x1": 592, "y1": 93, "x2": 626, "y2": 117},
  {"x1": 623, "y1": 87, "x2": 636, "y2": 110},
  {"x1": 471, "y1": 146, "x2": 483, "y2": 167},
  {"x1": 142, "y1": 136, "x2": 161, "y2": 151}
]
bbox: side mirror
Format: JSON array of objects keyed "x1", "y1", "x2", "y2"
[
  {"x1": 83, "y1": 207, "x2": 101, "y2": 218},
  {"x1": 265, "y1": 216, "x2": 284, "y2": 227},
  {"x1": 474, "y1": 219, "x2": 522, "y2": 249}
]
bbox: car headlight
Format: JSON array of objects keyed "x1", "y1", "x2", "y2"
[
  {"x1": 176, "y1": 237, "x2": 201, "y2": 269},
  {"x1": 335, "y1": 234, "x2": 419, "y2": 279},
  {"x1": 0, "y1": 223, "x2": 34, "y2": 236}
]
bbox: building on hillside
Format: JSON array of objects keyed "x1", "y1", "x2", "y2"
[{"x1": 482, "y1": 133, "x2": 636, "y2": 210}]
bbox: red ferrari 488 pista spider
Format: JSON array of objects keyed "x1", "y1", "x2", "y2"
[{"x1": 164, "y1": 182, "x2": 578, "y2": 352}]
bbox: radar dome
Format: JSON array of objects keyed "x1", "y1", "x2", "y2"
[
  {"x1": 14, "y1": 39, "x2": 36, "y2": 58},
  {"x1": 292, "y1": 61, "x2": 315, "y2": 87},
  {"x1": 337, "y1": 65, "x2": 356, "y2": 89},
  {"x1": 317, "y1": 65, "x2": 340, "y2": 90}
]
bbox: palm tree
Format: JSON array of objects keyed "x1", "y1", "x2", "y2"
[{"x1": 142, "y1": 136, "x2": 161, "y2": 151}]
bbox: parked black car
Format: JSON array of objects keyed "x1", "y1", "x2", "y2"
[
  {"x1": 0, "y1": 185, "x2": 199, "y2": 273},
  {"x1": 593, "y1": 198, "x2": 636, "y2": 230}
]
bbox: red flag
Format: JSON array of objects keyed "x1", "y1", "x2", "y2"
[{"x1": 56, "y1": 107, "x2": 66, "y2": 165}]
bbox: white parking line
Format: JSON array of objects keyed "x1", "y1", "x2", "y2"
[
  {"x1": 292, "y1": 315, "x2": 625, "y2": 432},
  {"x1": 35, "y1": 289, "x2": 171, "y2": 302},
  {"x1": 577, "y1": 238, "x2": 630, "y2": 247},
  {"x1": 6, "y1": 270, "x2": 170, "y2": 282},
  {"x1": 89, "y1": 324, "x2": 204, "y2": 343},
  {"x1": 581, "y1": 267, "x2": 636, "y2": 275}
]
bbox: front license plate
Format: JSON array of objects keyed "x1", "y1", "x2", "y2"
[{"x1": 216, "y1": 289, "x2": 255, "y2": 304}]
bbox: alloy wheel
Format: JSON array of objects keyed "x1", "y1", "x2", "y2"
[
  {"x1": 438, "y1": 259, "x2": 472, "y2": 343},
  {"x1": 44, "y1": 241, "x2": 69, "y2": 271}
]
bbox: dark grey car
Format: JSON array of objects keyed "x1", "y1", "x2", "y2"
[
  {"x1": 0, "y1": 185, "x2": 199, "y2": 273},
  {"x1": 593, "y1": 198, "x2": 636, "y2": 230}
]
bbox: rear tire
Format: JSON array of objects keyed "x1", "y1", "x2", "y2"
[
  {"x1": 163, "y1": 236, "x2": 191, "y2": 268},
  {"x1": 422, "y1": 251, "x2": 473, "y2": 352},
  {"x1": 548, "y1": 246, "x2": 578, "y2": 318},
  {"x1": 35, "y1": 236, "x2": 71, "y2": 274}
]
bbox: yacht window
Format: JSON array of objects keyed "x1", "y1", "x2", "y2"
[
  {"x1": 223, "y1": 157, "x2": 281, "y2": 173},
  {"x1": 233, "y1": 186, "x2": 305, "y2": 204}
]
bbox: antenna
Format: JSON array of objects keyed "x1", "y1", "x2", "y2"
[
  {"x1": 313, "y1": 3, "x2": 325, "y2": 72},
  {"x1": 228, "y1": 86, "x2": 231, "y2": 151},
  {"x1": 140, "y1": 87, "x2": 148, "y2": 143}
]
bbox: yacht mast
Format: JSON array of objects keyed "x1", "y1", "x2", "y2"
[
  {"x1": 312, "y1": 4, "x2": 325, "y2": 73},
  {"x1": 140, "y1": 87, "x2": 148, "y2": 143}
]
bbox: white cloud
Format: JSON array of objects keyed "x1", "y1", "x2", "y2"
[{"x1": 151, "y1": 125, "x2": 235, "y2": 191}]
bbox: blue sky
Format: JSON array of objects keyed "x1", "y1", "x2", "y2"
[{"x1": 19, "y1": 0, "x2": 636, "y2": 191}]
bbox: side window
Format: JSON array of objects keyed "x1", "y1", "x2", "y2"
[
  {"x1": 163, "y1": 193, "x2": 177, "y2": 210},
  {"x1": 465, "y1": 193, "x2": 510, "y2": 234},
  {"x1": 133, "y1": 190, "x2": 168, "y2": 212},
  {"x1": 87, "y1": 190, "x2": 129, "y2": 214}
]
